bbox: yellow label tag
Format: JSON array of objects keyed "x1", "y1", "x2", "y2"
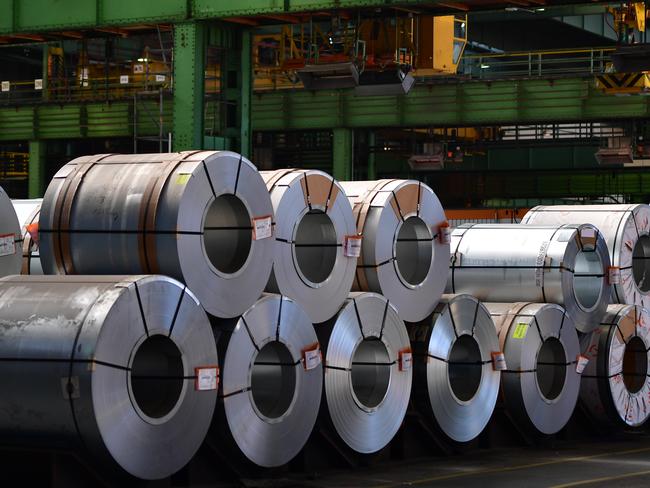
[
  {"x1": 512, "y1": 322, "x2": 528, "y2": 339},
  {"x1": 176, "y1": 174, "x2": 191, "y2": 185}
]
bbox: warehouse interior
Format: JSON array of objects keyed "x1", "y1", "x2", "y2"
[{"x1": 3, "y1": 0, "x2": 650, "y2": 487}]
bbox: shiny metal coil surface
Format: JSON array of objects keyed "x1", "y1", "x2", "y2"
[
  {"x1": 448, "y1": 223, "x2": 611, "y2": 333},
  {"x1": 580, "y1": 304, "x2": 650, "y2": 428},
  {"x1": 487, "y1": 302, "x2": 581, "y2": 435},
  {"x1": 262, "y1": 169, "x2": 356, "y2": 323},
  {"x1": 39, "y1": 151, "x2": 274, "y2": 318},
  {"x1": 523, "y1": 204, "x2": 650, "y2": 307},
  {"x1": 340, "y1": 180, "x2": 449, "y2": 323},
  {"x1": 317, "y1": 292, "x2": 412, "y2": 453},
  {"x1": 411, "y1": 294, "x2": 500, "y2": 442},
  {"x1": 0, "y1": 274, "x2": 218, "y2": 480}
]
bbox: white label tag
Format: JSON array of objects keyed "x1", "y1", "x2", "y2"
[
  {"x1": 120, "y1": 75, "x2": 129, "y2": 84},
  {"x1": 1, "y1": 81, "x2": 9, "y2": 92},
  {"x1": 344, "y1": 235, "x2": 362, "y2": 258},
  {"x1": 302, "y1": 344, "x2": 321, "y2": 371},
  {"x1": 34, "y1": 79, "x2": 43, "y2": 90},
  {"x1": 0, "y1": 234, "x2": 16, "y2": 257},
  {"x1": 195, "y1": 366, "x2": 218, "y2": 391},
  {"x1": 491, "y1": 351, "x2": 507, "y2": 371},
  {"x1": 252, "y1": 215, "x2": 272, "y2": 240},
  {"x1": 133, "y1": 64, "x2": 144, "y2": 74},
  {"x1": 155, "y1": 74, "x2": 166, "y2": 82},
  {"x1": 535, "y1": 241, "x2": 550, "y2": 288},
  {"x1": 608, "y1": 266, "x2": 621, "y2": 285},
  {"x1": 438, "y1": 223, "x2": 451, "y2": 244},
  {"x1": 576, "y1": 355, "x2": 589, "y2": 374},
  {"x1": 399, "y1": 349, "x2": 413, "y2": 372}
]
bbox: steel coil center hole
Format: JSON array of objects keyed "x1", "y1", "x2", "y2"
[
  {"x1": 536, "y1": 337, "x2": 566, "y2": 401},
  {"x1": 351, "y1": 339, "x2": 391, "y2": 409},
  {"x1": 623, "y1": 336, "x2": 647, "y2": 394},
  {"x1": 204, "y1": 194, "x2": 252, "y2": 275},
  {"x1": 573, "y1": 250, "x2": 604, "y2": 310},
  {"x1": 130, "y1": 335, "x2": 184, "y2": 419},
  {"x1": 448, "y1": 335, "x2": 482, "y2": 402},
  {"x1": 396, "y1": 216, "x2": 432, "y2": 286},
  {"x1": 251, "y1": 341, "x2": 297, "y2": 419},
  {"x1": 633, "y1": 236, "x2": 650, "y2": 293},
  {"x1": 294, "y1": 210, "x2": 337, "y2": 284}
]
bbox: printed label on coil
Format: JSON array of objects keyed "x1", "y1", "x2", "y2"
[
  {"x1": 302, "y1": 343, "x2": 322, "y2": 370},
  {"x1": 252, "y1": 215, "x2": 273, "y2": 240},
  {"x1": 608, "y1": 266, "x2": 621, "y2": 285},
  {"x1": 344, "y1": 235, "x2": 362, "y2": 258},
  {"x1": 0, "y1": 233, "x2": 16, "y2": 257},
  {"x1": 438, "y1": 221, "x2": 451, "y2": 244},
  {"x1": 575, "y1": 355, "x2": 589, "y2": 374},
  {"x1": 176, "y1": 174, "x2": 191, "y2": 185},
  {"x1": 34, "y1": 79, "x2": 43, "y2": 90},
  {"x1": 155, "y1": 74, "x2": 166, "y2": 82},
  {"x1": 195, "y1": 366, "x2": 219, "y2": 391},
  {"x1": 399, "y1": 348, "x2": 413, "y2": 372},
  {"x1": 535, "y1": 241, "x2": 550, "y2": 287},
  {"x1": 120, "y1": 75, "x2": 129, "y2": 84},
  {"x1": 491, "y1": 351, "x2": 507, "y2": 371},
  {"x1": 512, "y1": 322, "x2": 529, "y2": 339}
]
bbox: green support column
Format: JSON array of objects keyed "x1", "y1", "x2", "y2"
[
  {"x1": 41, "y1": 44, "x2": 48, "y2": 101},
  {"x1": 28, "y1": 140, "x2": 45, "y2": 198},
  {"x1": 333, "y1": 128, "x2": 353, "y2": 181},
  {"x1": 239, "y1": 30, "x2": 252, "y2": 159},
  {"x1": 367, "y1": 131, "x2": 376, "y2": 180},
  {"x1": 172, "y1": 22, "x2": 205, "y2": 151}
]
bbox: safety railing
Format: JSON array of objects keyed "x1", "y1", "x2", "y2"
[
  {"x1": 459, "y1": 47, "x2": 615, "y2": 79},
  {"x1": 0, "y1": 72, "x2": 172, "y2": 105}
]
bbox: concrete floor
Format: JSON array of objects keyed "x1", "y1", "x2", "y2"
[{"x1": 246, "y1": 432, "x2": 650, "y2": 488}]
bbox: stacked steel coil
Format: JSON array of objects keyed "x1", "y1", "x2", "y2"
[
  {"x1": 340, "y1": 179, "x2": 450, "y2": 322},
  {"x1": 486, "y1": 302, "x2": 581, "y2": 435},
  {"x1": 212, "y1": 294, "x2": 323, "y2": 467},
  {"x1": 580, "y1": 304, "x2": 650, "y2": 428},
  {"x1": 0, "y1": 275, "x2": 218, "y2": 480},
  {"x1": 4, "y1": 153, "x2": 650, "y2": 481},
  {"x1": 317, "y1": 292, "x2": 412, "y2": 453},
  {"x1": 410, "y1": 294, "x2": 501, "y2": 443},
  {"x1": 39, "y1": 151, "x2": 275, "y2": 318},
  {"x1": 448, "y1": 223, "x2": 611, "y2": 333},
  {"x1": 523, "y1": 205, "x2": 650, "y2": 308}
]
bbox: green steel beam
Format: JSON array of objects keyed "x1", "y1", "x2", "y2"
[
  {"x1": 28, "y1": 140, "x2": 45, "y2": 198},
  {"x1": 252, "y1": 78, "x2": 650, "y2": 130},
  {"x1": 2, "y1": 77, "x2": 650, "y2": 142},
  {"x1": 240, "y1": 30, "x2": 252, "y2": 159},
  {"x1": 0, "y1": 0, "x2": 597, "y2": 35},
  {"x1": 172, "y1": 21, "x2": 205, "y2": 151},
  {"x1": 332, "y1": 128, "x2": 352, "y2": 181}
]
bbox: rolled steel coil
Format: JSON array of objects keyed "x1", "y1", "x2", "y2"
[
  {"x1": 410, "y1": 294, "x2": 500, "y2": 443},
  {"x1": 0, "y1": 186, "x2": 21, "y2": 277},
  {"x1": 317, "y1": 292, "x2": 411, "y2": 453},
  {"x1": 213, "y1": 294, "x2": 322, "y2": 467},
  {"x1": 12, "y1": 199, "x2": 42, "y2": 274},
  {"x1": 0, "y1": 275, "x2": 218, "y2": 480},
  {"x1": 39, "y1": 151, "x2": 274, "y2": 318},
  {"x1": 523, "y1": 204, "x2": 650, "y2": 307},
  {"x1": 580, "y1": 304, "x2": 650, "y2": 428},
  {"x1": 448, "y1": 223, "x2": 611, "y2": 333},
  {"x1": 340, "y1": 180, "x2": 450, "y2": 323},
  {"x1": 486, "y1": 302, "x2": 581, "y2": 435},
  {"x1": 262, "y1": 169, "x2": 357, "y2": 323}
]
